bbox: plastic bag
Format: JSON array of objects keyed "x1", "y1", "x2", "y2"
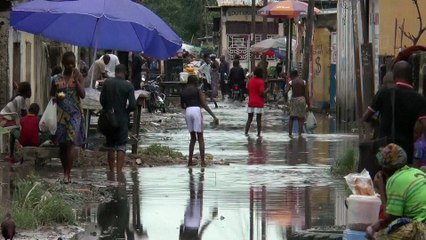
[
  {"x1": 39, "y1": 99, "x2": 57, "y2": 135},
  {"x1": 344, "y1": 169, "x2": 376, "y2": 196},
  {"x1": 306, "y1": 111, "x2": 317, "y2": 131}
]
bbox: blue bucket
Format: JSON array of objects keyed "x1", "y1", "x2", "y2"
[{"x1": 343, "y1": 229, "x2": 366, "y2": 240}]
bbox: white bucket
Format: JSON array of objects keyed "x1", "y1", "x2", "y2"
[{"x1": 180, "y1": 72, "x2": 189, "y2": 82}]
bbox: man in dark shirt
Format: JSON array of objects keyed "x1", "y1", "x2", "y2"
[
  {"x1": 100, "y1": 64, "x2": 136, "y2": 173},
  {"x1": 362, "y1": 61, "x2": 426, "y2": 164},
  {"x1": 219, "y1": 56, "x2": 230, "y2": 100}
]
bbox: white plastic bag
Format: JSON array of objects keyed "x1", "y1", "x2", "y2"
[
  {"x1": 306, "y1": 111, "x2": 317, "y2": 131},
  {"x1": 39, "y1": 99, "x2": 57, "y2": 135}
]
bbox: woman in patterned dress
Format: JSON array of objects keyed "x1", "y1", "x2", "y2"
[{"x1": 50, "y1": 51, "x2": 85, "y2": 183}]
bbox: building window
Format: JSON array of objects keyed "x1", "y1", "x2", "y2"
[{"x1": 227, "y1": 34, "x2": 250, "y2": 61}]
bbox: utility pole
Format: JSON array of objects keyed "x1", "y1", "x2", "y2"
[
  {"x1": 301, "y1": 0, "x2": 315, "y2": 82},
  {"x1": 251, "y1": 0, "x2": 256, "y2": 71}
]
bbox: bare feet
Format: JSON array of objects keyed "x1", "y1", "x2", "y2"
[{"x1": 201, "y1": 161, "x2": 207, "y2": 167}]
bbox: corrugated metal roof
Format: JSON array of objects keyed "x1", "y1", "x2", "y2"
[
  {"x1": 216, "y1": 0, "x2": 337, "y2": 7},
  {"x1": 216, "y1": 0, "x2": 265, "y2": 7}
]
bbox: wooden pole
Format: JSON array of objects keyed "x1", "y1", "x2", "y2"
[
  {"x1": 287, "y1": 19, "x2": 293, "y2": 74},
  {"x1": 360, "y1": 0, "x2": 375, "y2": 115},
  {"x1": 261, "y1": 0, "x2": 268, "y2": 79},
  {"x1": 251, "y1": 0, "x2": 256, "y2": 71},
  {"x1": 359, "y1": 0, "x2": 369, "y2": 43},
  {"x1": 351, "y1": 0, "x2": 365, "y2": 140},
  {"x1": 301, "y1": 0, "x2": 315, "y2": 82},
  {"x1": 262, "y1": 0, "x2": 268, "y2": 40}
]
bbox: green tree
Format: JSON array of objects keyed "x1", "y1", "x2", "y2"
[{"x1": 142, "y1": 0, "x2": 205, "y2": 42}]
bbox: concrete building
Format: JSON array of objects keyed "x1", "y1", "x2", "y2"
[
  {"x1": 215, "y1": 0, "x2": 283, "y2": 69},
  {"x1": 0, "y1": 1, "x2": 77, "y2": 110},
  {"x1": 369, "y1": 0, "x2": 426, "y2": 87}
]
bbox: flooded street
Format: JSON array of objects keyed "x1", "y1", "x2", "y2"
[{"x1": 75, "y1": 102, "x2": 357, "y2": 240}]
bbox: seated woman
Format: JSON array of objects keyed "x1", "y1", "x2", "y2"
[
  {"x1": 367, "y1": 143, "x2": 426, "y2": 239},
  {"x1": 0, "y1": 82, "x2": 32, "y2": 163}
]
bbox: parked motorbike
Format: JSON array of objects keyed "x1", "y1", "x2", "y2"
[{"x1": 141, "y1": 76, "x2": 166, "y2": 113}]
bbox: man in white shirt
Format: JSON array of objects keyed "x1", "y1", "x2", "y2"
[{"x1": 101, "y1": 50, "x2": 120, "y2": 77}]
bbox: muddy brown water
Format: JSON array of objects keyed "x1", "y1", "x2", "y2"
[{"x1": 5, "y1": 102, "x2": 358, "y2": 239}]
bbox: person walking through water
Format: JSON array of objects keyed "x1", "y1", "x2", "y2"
[
  {"x1": 245, "y1": 67, "x2": 268, "y2": 137},
  {"x1": 198, "y1": 55, "x2": 218, "y2": 108},
  {"x1": 210, "y1": 55, "x2": 220, "y2": 108},
  {"x1": 50, "y1": 51, "x2": 85, "y2": 184},
  {"x1": 181, "y1": 75, "x2": 219, "y2": 167},
  {"x1": 100, "y1": 64, "x2": 136, "y2": 174},
  {"x1": 219, "y1": 56, "x2": 230, "y2": 101},
  {"x1": 285, "y1": 70, "x2": 309, "y2": 137}
]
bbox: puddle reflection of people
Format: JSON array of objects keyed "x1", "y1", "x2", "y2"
[
  {"x1": 288, "y1": 137, "x2": 308, "y2": 165},
  {"x1": 179, "y1": 169, "x2": 217, "y2": 240},
  {"x1": 247, "y1": 137, "x2": 267, "y2": 164},
  {"x1": 130, "y1": 167, "x2": 149, "y2": 238},
  {"x1": 98, "y1": 172, "x2": 134, "y2": 240}
]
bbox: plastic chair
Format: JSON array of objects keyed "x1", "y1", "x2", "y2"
[{"x1": 0, "y1": 113, "x2": 20, "y2": 154}]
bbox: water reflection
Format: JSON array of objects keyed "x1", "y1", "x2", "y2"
[
  {"x1": 247, "y1": 137, "x2": 267, "y2": 165},
  {"x1": 180, "y1": 169, "x2": 217, "y2": 240},
  {"x1": 97, "y1": 173, "x2": 132, "y2": 239},
  {"x1": 287, "y1": 137, "x2": 308, "y2": 165}
]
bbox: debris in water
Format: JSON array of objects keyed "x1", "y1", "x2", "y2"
[{"x1": 135, "y1": 158, "x2": 142, "y2": 165}]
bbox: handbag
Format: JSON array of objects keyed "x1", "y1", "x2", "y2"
[
  {"x1": 358, "y1": 89, "x2": 396, "y2": 178},
  {"x1": 98, "y1": 108, "x2": 118, "y2": 136}
]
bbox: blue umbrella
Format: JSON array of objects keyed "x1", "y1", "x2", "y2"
[{"x1": 11, "y1": 0, "x2": 182, "y2": 60}]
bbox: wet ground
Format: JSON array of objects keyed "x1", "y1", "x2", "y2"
[
  {"x1": 71, "y1": 101, "x2": 357, "y2": 240},
  {"x1": 0, "y1": 101, "x2": 357, "y2": 239}
]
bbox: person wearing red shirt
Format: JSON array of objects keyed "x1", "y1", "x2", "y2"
[
  {"x1": 245, "y1": 67, "x2": 268, "y2": 136},
  {"x1": 19, "y1": 103, "x2": 40, "y2": 147}
]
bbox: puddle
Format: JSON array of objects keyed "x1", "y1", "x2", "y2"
[{"x1": 1, "y1": 102, "x2": 356, "y2": 239}]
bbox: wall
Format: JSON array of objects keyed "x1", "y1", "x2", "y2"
[
  {"x1": 8, "y1": 29, "x2": 78, "y2": 110},
  {"x1": 0, "y1": 12, "x2": 10, "y2": 107},
  {"x1": 379, "y1": 0, "x2": 426, "y2": 55},
  {"x1": 336, "y1": 0, "x2": 358, "y2": 122},
  {"x1": 312, "y1": 28, "x2": 331, "y2": 107}
]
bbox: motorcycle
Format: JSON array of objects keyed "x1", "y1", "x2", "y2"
[
  {"x1": 141, "y1": 76, "x2": 166, "y2": 113},
  {"x1": 230, "y1": 83, "x2": 244, "y2": 102}
]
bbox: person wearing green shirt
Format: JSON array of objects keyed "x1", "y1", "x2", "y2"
[{"x1": 367, "y1": 143, "x2": 426, "y2": 239}]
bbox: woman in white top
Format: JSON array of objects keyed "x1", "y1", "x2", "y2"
[{"x1": 0, "y1": 82, "x2": 32, "y2": 163}]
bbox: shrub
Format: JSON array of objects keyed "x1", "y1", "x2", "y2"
[
  {"x1": 140, "y1": 144, "x2": 183, "y2": 158},
  {"x1": 331, "y1": 148, "x2": 357, "y2": 176},
  {"x1": 37, "y1": 193, "x2": 75, "y2": 225},
  {"x1": 7, "y1": 179, "x2": 75, "y2": 229}
]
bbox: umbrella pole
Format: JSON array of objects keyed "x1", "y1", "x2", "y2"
[{"x1": 90, "y1": 18, "x2": 100, "y2": 89}]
